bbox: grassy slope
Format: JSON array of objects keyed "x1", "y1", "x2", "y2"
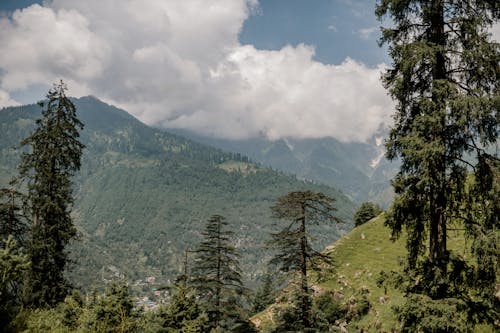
[
  {"x1": 323, "y1": 215, "x2": 491, "y2": 332},
  {"x1": 254, "y1": 214, "x2": 478, "y2": 332},
  {"x1": 320, "y1": 214, "x2": 405, "y2": 332}
]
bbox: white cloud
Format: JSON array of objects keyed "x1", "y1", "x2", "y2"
[
  {"x1": 0, "y1": 4, "x2": 110, "y2": 91},
  {"x1": 0, "y1": 89, "x2": 20, "y2": 108},
  {"x1": 169, "y1": 45, "x2": 393, "y2": 141},
  {"x1": 0, "y1": 0, "x2": 394, "y2": 142},
  {"x1": 358, "y1": 27, "x2": 377, "y2": 40}
]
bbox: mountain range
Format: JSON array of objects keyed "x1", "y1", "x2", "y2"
[
  {"x1": 0, "y1": 96, "x2": 357, "y2": 292},
  {"x1": 169, "y1": 128, "x2": 398, "y2": 207}
]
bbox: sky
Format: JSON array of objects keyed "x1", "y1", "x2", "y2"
[{"x1": 0, "y1": 1, "x2": 496, "y2": 142}]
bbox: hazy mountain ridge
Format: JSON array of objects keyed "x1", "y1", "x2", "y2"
[
  {"x1": 166, "y1": 129, "x2": 398, "y2": 206},
  {"x1": 0, "y1": 96, "x2": 357, "y2": 292}
]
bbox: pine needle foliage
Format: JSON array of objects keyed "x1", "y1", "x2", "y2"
[
  {"x1": 191, "y1": 214, "x2": 249, "y2": 331},
  {"x1": 0, "y1": 189, "x2": 28, "y2": 245},
  {"x1": 154, "y1": 276, "x2": 210, "y2": 333},
  {"x1": 376, "y1": 0, "x2": 499, "y2": 330},
  {"x1": 18, "y1": 81, "x2": 85, "y2": 307},
  {"x1": 269, "y1": 190, "x2": 341, "y2": 330},
  {"x1": 0, "y1": 236, "x2": 29, "y2": 330}
]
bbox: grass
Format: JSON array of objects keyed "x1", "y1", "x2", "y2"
[
  {"x1": 253, "y1": 213, "x2": 489, "y2": 332},
  {"x1": 320, "y1": 213, "x2": 405, "y2": 332}
]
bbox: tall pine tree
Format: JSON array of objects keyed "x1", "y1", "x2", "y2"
[
  {"x1": 191, "y1": 215, "x2": 251, "y2": 331},
  {"x1": 376, "y1": 0, "x2": 499, "y2": 330},
  {"x1": 269, "y1": 191, "x2": 340, "y2": 330},
  {"x1": 18, "y1": 81, "x2": 85, "y2": 307}
]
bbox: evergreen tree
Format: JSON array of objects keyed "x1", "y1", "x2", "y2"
[
  {"x1": 85, "y1": 282, "x2": 142, "y2": 333},
  {"x1": 191, "y1": 214, "x2": 250, "y2": 331},
  {"x1": 154, "y1": 275, "x2": 210, "y2": 333},
  {"x1": 0, "y1": 188, "x2": 28, "y2": 244},
  {"x1": 18, "y1": 81, "x2": 85, "y2": 307},
  {"x1": 0, "y1": 236, "x2": 29, "y2": 330},
  {"x1": 376, "y1": 0, "x2": 499, "y2": 329},
  {"x1": 353, "y1": 201, "x2": 382, "y2": 227},
  {"x1": 251, "y1": 271, "x2": 275, "y2": 314},
  {"x1": 0, "y1": 188, "x2": 29, "y2": 329},
  {"x1": 269, "y1": 191, "x2": 341, "y2": 330}
]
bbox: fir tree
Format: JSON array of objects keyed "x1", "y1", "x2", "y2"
[
  {"x1": 353, "y1": 201, "x2": 382, "y2": 227},
  {"x1": 251, "y1": 271, "x2": 275, "y2": 314},
  {"x1": 376, "y1": 0, "x2": 499, "y2": 329},
  {"x1": 0, "y1": 236, "x2": 29, "y2": 329},
  {"x1": 85, "y1": 282, "x2": 141, "y2": 333},
  {"x1": 18, "y1": 81, "x2": 85, "y2": 307},
  {"x1": 191, "y1": 214, "x2": 250, "y2": 331},
  {"x1": 269, "y1": 191, "x2": 341, "y2": 330},
  {"x1": 154, "y1": 275, "x2": 210, "y2": 333},
  {"x1": 0, "y1": 188, "x2": 28, "y2": 244}
]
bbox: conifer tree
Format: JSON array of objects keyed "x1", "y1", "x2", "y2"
[
  {"x1": 353, "y1": 201, "x2": 382, "y2": 227},
  {"x1": 191, "y1": 214, "x2": 250, "y2": 331},
  {"x1": 18, "y1": 81, "x2": 85, "y2": 307},
  {"x1": 376, "y1": 0, "x2": 499, "y2": 329},
  {"x1": 85, "y1": 282, "x2": 141, "y2": 333},
  {"x1": 155, "y1": 275, "x2": 210, "y2": 333},
  {"x1": 251, "y1": 271, "x2": 275, "y2": 314},
  {"x1": 0, "y1": 188, "x2": 28, "y2": 244},
  {"x1": 0, "y1": 236, "x2": 29, "y2": 329},
  {"x1": 269, "y1": 191, "x2": 340, "y2": 330},
  {"x1": 0, "y1": 188, "x2": 28, "y2": 328}
]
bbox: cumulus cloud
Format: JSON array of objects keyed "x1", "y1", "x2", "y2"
[
  {"x1": 0, "y1": 0, "x2": 393, "y2": 142},
  {"x1": 0, "y1": 89, "x2": 20, "y2": 108},
  {"x1": 0, "y1": 4, "x2": 110, "y2": 91},
  {"x1": 169, "y1": 45, "x2": 393, "y2": 141}
]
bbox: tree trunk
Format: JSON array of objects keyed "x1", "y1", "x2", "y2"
[
  {"x1": 429, "y1": 0, "x2": 448, "y2": 278},
  {"x1": 299, "y1": 203, "x2": 310, "y2": 328}
]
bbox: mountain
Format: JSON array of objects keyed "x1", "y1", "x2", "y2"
[
  {"x1": 0, "y1": 96, "x2": 357, "y2": 293},
  {"x1": 166, "y1": 130, "x2": 399, "y2": 207}
]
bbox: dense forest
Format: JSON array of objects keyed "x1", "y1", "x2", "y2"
[{"x1": 1, "y1": 1, "x2": 499, "y2": 332}]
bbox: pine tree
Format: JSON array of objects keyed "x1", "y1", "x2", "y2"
[
  {"x1": 155, "y1": 275, "x2": 210, "y2": 333},
  {"x1": 0, "y1": 188, "x2": 28, "y2": 244},
  {"x1": 376, "y1": 0, "x2": 499, "y2": 329},
  {"x1": 18, "y1": 81, "x2": 85, "y2": 307},
  {"x1": 269, "y1": 191, "x2": 340, "y2": 330},
  {"x1": 83, "y1": 282, "x2": 142, "y2": 333},
  {"x1": 0, "y1": 188, "x2": 28, "y2": 329},
  {"x1": 353, "y1": 202, "x2": 382, "y2": 227},
  {"x1": 251, "y1": 271, "x2": 275, "y2": 314},
  {"x1": 0, "y1": 236, "x2": 29, "y2": 329},
  {"x1": 191, "y1": 214, "x2": 249, "y2": 331}
]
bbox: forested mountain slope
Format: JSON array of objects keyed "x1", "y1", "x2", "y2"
[
  {"x1": 169, "y1": 129, "x2": 398, "y2": 206},
  {"x1": 0, "y1": 96, "x2": 356, "y2": 291}
]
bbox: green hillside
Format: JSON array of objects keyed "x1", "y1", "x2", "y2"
[
  {"x1": 320, "y1": 214, "x2": 405, "y2": 332},
  {"x1": 253, "y1": 214, "x2": 484, "y2": 332},
  {"x1": 169, "y1": 130, "x2": 399, "y2": 206},
  {"x1": 0, "y1": 97, "x2": 357, "y2": 293}
]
